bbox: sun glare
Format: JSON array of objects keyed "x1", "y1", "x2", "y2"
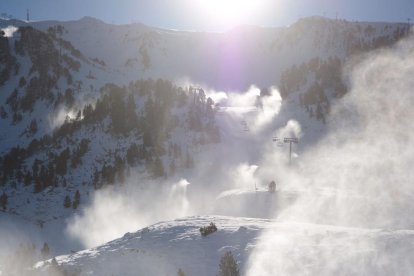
[{"x1": 194, "y1": 0, "x2": 265, "y2": 29}]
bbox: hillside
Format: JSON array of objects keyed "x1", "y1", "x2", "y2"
[
  {"x1": 0, "y1": 15, "x2": 413, "y2": 275},
  {"x1": 1, "y1": 16, "x2": 409, "y2": 90},
  {"x1": 34, "y1": 215, "x2": 414, "y2": 276},
  {"x1": 32, "y1": 16, "x2": 410, "y2": 91}
]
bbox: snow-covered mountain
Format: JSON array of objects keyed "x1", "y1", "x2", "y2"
[
  {"x1": 2, "y1": 16, "x2": 409, "y2": 90},
  {"x1": 0, "y1": 15, "x2": 413, "y2": 275}
]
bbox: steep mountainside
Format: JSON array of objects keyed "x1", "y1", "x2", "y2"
[
  {"x1": 2, "y1": 16, "x2": 409, "y2": 90},
  {"x1": 0, "y1": 24, "x2": 221, "y2": 226},
  {"x1": 0, "y1": 16, "x2": 412, "y2": 275},
  {"x1": 0, "y1": 15, "x2": 409, "y2": 221}
]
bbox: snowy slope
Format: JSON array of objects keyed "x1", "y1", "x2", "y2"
[
  {"x1": 1, "y1": 16, "x2": 405, "y2": 90},
  {"x1": 79, "y1": 16, "x2": 403, "y2": 90},
  {"x1": 0, "y1": 16, "x2": 407, "y2": 158},
  {"x1": 0, "y1": 15, "x2": 413, "y2": 276},
  {"x1": 34, "y1": 215, "x2": 414, "y2": 276},
  {"x1": 0, "y1": 23, "x2": 114, "y2": 155}
]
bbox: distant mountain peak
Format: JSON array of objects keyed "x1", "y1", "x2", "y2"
[{"x1": 78, "y1": 16, "x2": 105, "y2": 24}]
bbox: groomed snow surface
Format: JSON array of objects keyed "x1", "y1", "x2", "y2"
[{"x1": 35, "y1": 215, "x2": 414, "y2": 276}]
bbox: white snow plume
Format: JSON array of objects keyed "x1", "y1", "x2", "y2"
[
  {"x1": 253, "y1": 86, "x2": 282, "y2": 131},
  {"x1": 274, "y1": 120, "x2": 302, "y2": 140},
  {"x1": 47, "y1": 98, "x2": 97, "y2": 130},
  {"x1": 225, "y1": 85, "x2": 282, "y2": 133},
  {"x1": 0, "y1": 223, "x2": 41, "y2": 276},
  {"x1": 256, "y1": 119, "x2": 303, "y2": 166},
  {"x1": 1, "y1": 26, "x2": 18, "y2": 37},
  {"x1": 64, "y1": 83, "x2": 283, "y2": 249},
  {"x1": 66, "y1": 177, "x2": 193, "y2": 248},
  {"x1": 247, "y1": 33, "x2": 414, "y2": 275},
  {"x1": 48, "y1": 108, "x2": 79, "y2": 129},
  {"x1": 206, "y1": 89, "x2": 228, "y2": 103},
  {"x1": 214, "y1": 163, "x2": 259, "y2": 194},
  {"x1": 211, "y1": 85, "x2": 282, "y2": 133},
  {"x1": 226, "y1": 85, "x2": 261, "y2": 107},
  {"x1": 168, "y1": 179, "x2": 191, "y2": 218}
]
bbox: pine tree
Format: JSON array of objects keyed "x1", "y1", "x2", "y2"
[
  {"x1": 218, "y1": 251, "x2": 240, "y2": 276},
  {"x1": 64, "y1": 195, "x2": 71, "y2": 208},
  {"x1": 169, "y1": 159, "x2": 176, "y2": 176},
  {"x1": 153, "y1": 156, "x2": 165, "y2": 177},
  {"x1": 41, "y1": 242, "x2": 50, "y2": 259},
  {"x1": 0, "y1": 192, "x2": 8, "y2": 210},
  {"x1": 309, "y1": 106, "x2": 314, "y2": 118},
  {"x1": 316, "y1": 103, "x2": 323, "y2": 121},
  {"x1": 34, "y1": 178, "x2": 43, "y2": 193},
  {"x1": 73, "y1": 190, "x2": 80, "y2": 209},
  {"x1": 24, "y1": 171, "x2": 32, "y2": 186},
  {"x1": 19, "y1": 76, "x2": 27, "y2": 87},
  {"x1": 55, "y1": 148, "x2": 70, "y2": 176},
  {"x1": 75, "y1": 110, "x2": 81, "y2": 121},
  {"x1": 29, "y1": 119, "x2": 38, "y2": 134}
]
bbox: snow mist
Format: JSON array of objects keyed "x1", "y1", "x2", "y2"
[
  {"x1": 66, "y1": 177, "x2": 192, "y2": 248},
  {"x1": 247, "y1": 32, "x2": 414, "y2": 275},
  {"x1": 65, "y1": 85, "x2": 284, "y2": 249},
  {"x1": 1, "y1": 26, "x2": 18, "y2": 37}
]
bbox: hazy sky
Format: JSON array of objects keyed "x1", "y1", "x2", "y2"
[{"x1": 1, "y1": 0, "x2": 413, "y2": 31}]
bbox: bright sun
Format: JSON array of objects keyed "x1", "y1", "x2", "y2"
[{"x1": 194, "y1": 0, "x2": 265, "y2": 29}]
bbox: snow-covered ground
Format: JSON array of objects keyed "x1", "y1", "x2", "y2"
[
  {"x1": 2, "y1": 16, "x2": 407, "y2": 91},
  {"x1": 34, "y1": 215, "x2": 414, "y2": 276},
  {"x1": 1, "y1": 16, "x2": 413, "y2": 276}
]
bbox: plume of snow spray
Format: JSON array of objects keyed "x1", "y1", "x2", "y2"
[
  {"x1": 247, "y1": 32, "x2": 414, "y2": 275},
  {"x1": 66, "y1": 177, "x2": 193, "y2": 248},
  {"x1": 1, "y1": 26, "x2": 18, "y2": 37}
]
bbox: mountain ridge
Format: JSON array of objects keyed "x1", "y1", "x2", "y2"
[{"x1": 0, "y1": 15, "x2": 412, "y2": 275}]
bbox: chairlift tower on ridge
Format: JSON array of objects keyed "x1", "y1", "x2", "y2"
[{"x1": 273, "y1": 137, "x2": 299, "y2": 165}]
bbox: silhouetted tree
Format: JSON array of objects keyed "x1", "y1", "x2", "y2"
[
  {"x1": 82, "y1": 104, "x2": 93, "y2": 120},
  {"x1": 63, "y1": 195, "x2": 71, "y2": 208},
  {"x1": 0, "y1": 192, "x2": 8, "y2": 210},
  {"x1": 33, "y1": 178, "x2": 42, "y2": 193},
  {"x1": 19, "y1": 76, "x2": 26, "y2": 87},
  {"x1": 206, "y1": 97, "x2": 214, "y2": 115},
  {"x1": 169, "y1": 159, "x2": 176, "y2": 176},
  {"x1": 200, "y1": 222, "x2": 217, "y2": 236},
  {"x1": 152, "y1": 156, "x2": 165, "y2": 177},
  {"x1": 126, "y1": 143, "x2": 139, "y2": 166},
  {"x1": 73, "y1": 190, "x2": 80, "y2": 209},
  {"x1": 316, "y1": 103, "x2": 325, "y2": 123},
  {"x1": 29, "y1": 119, "x2": 38, "y2": 134},
  {"x1": 41, "y1": 242, "x2": 50, "y2": 259},
  {"x1": 218, "y1": 251, "x2": 239, "y2": 276},
  {"x1": 55, "y1": 148, "x2": 70, "y2": 176},
  {"x1": 268, "y1": 180, "x2": 276, "y2": 192},
  {"x1": 309, "y1": 106, "x2": 314, "y2": 118}
]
